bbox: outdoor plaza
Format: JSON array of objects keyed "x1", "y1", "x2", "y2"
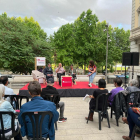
[{"x1": 9, "y1": 82, "x2": 139, "y2": 140}]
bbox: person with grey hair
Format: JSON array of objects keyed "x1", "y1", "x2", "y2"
[
  {"x1": 125, "y1": 79, "x2": 140, "y2": 103},
  {"x1": 41, "y1": 78, "x2": 67, "y2": 123},
  {"x1": 18, "y1": 81, "x2": 59, "y2": 140}
]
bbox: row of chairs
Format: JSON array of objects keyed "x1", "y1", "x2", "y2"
[
  {"x1": 86, "y1": 91, "x2": 140, "y2": 132},
  {"x1": 0, "y1": 94, "x2": 60, "y2": 140}
]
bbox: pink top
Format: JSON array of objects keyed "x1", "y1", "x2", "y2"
[{"x1": 56, "y1": 67, "x2": 65, "y2": 74}]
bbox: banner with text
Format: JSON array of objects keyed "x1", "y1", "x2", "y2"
[{"x1": 36, "y1": 57, "x2": 46, "y2": 66}]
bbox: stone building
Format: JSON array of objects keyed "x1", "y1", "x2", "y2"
[{"x1": 129, "y1": 0, "x2": 140, "y2": 80}]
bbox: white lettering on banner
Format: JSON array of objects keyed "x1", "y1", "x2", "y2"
[
  {"x1": 36, "y1": 57, "x2": 46, "y2": 66},
  {"x1": 63, "y1": 81, "x2": 72, "y2": 83}
]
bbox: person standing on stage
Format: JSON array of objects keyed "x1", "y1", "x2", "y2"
[
  {"x1": 88, "y1": 60, "x2": 96, "y2": 87},
  {"x1": 55, "y1": 63, "x2": 65, "y2": 86},
  {"x1": 43, "y1": 63, "x2": 54, "y2": 82},
  {"x1": 69, "y1": 64, "x2": 77, "y2": 84}
]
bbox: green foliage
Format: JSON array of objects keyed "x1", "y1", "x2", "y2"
[
  {"x1": 52, "y1": 9, "x2": 130, "y2": 71},
  {"x1": 0, "y1": 13, "x2": 52, "y2": 74}
]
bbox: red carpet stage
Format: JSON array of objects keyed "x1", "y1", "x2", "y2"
[{"x1": 19, "y1": 82, "x2": 98, "y2": 98}]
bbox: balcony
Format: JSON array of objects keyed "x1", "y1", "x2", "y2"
[{"x1": 130, "y1": 26, "x2": 140, "y2": 41}]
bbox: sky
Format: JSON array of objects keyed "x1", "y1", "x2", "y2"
[{"x1": 0, "y1": 0, "x2": 132, "y2": 36}]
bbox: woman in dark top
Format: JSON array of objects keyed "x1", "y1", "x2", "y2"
[{"x1": 85, "y1": 79, "x2": 108, "y2": 121}]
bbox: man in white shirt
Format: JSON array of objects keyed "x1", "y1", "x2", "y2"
[
  {"x1": 56, "y1": 63, "x2": 65, "y2": 86},
  {"x1": 0, "y1": 76, "x2": 15, "y2": 95}
]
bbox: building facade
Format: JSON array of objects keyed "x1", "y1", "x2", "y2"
[{"x1": 129, "y1": 0, "x2": 140, "y2": 80}]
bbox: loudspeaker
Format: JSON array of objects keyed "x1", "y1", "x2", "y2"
[
  {"x1": 131, "y1": 52, "x2": 139, "y2": 66},
  {"x1": 122, "y1": 53, "x2": 132, "y2": 66},
  {"x1": 122, "y1": 52, "x2": 139, "y2": 66}
]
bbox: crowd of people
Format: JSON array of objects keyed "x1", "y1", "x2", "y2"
[
  {"x1": 1, "y1": 63, "x2": 140, "y2": 139},
  {"x1": 0, "y1": 76, "x2": 67, "y2": 140},
  {"x1": 85, "y1": 77, "x2": 140, "y2": 140}
]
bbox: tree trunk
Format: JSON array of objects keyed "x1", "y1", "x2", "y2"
[{"x1": 115, "y1": 63, "x2": 117, "y2": 74}]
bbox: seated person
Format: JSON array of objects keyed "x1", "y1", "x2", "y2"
[
  {"x1": 68, "y1": 64, "x2": 76, "y2": 84},
  {"x1": 55, "y1": 63, "x2": 65, "y2": 86},
  {"x1": 0, "y1": 76, "x2": 15, "y2": 95},
  {"x1": 41, "y1": 78, "x2": 67, "y2": 123},
  {"x1": 18, "y1": 81, "x2": 59, "y2": 140},
  {"x1": 108, "y1": 78, "x2": 124, "y2": 106},
  {"x1": 0, "y1": 76, "x2": 16, "y2": 107},
  {"x1": 85, "y1": 79, "x2": 108, "y2": 121},
  {"x1": 122, "y1": 108, "x2": 140, "y2": 140},
  {"x1": 43, "y1": 63, "x2": 54, "y2": 82},
  {"x1": 126, "y1": 79, "x2": 140, "y2": 102},
  {"x1": 0, "y1": 84, "x2": 22, "y2": 140}
]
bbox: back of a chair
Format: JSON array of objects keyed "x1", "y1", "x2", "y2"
[
  {"x1": 45, "y1": 94, "x2": 60, "y2": 108},
  {"x1": 22, "y1": 111, "x2": 53, "y2": 140},
  {"x1": 0, "y1": 111, "x2": 19, "y2": 139},
  {"x1": 126, "y1": 91, "x2": 140, "y2": 108},
  {"x1": 95, "y1": 93, "x2": 111, "y2": 112},
  {"x1": 4, "y1": 95, "x2": 29, "y2": 109}
]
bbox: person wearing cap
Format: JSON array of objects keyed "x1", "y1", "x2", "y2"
[
  {"x1": 41, "y1": 78, "x2": 67, "y2": 123},
  {"x1": 43, "y1": 63, "x2": 54, "y2": 82},
  {"x1": 68, "y1": 64, "x2": 77, "y2": 84}
]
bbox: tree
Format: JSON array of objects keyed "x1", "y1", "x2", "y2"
[
  {"x1": 53, "y1": 23, "x2": 76, "y2": 65},
  {"x1": 52, "y1": 9, "x2": 130, "y2": 72},
  {"x1": 0, "y1": 13, "x2": 52, "y2": 74}
]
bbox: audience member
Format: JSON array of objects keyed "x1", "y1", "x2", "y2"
[
  {"x1": 0, "y1": 76, "x2": 15, "y2": 95},
  {"x1": 0, "y1": 84, "x2": 22, "y2": 140},
  {"x1": 69, "y1": 64, "x2": 77, "y2": 84},
  {"x1": 85, "y1": 79, "x2": 108, "y2": 121},
  {"x1": 108, "y1": 78, "x2": 124, "y2": 106},
  {"x1": 126, "y1": 79, "x2": 140, "y2": 102},
  {"x1": 41, "y1": 78, "x2": 67, "y2": 123},
  {"x1": 55, "y1": 63, "x2": 65, "y2": 86},
  {"x1": 122, "y1": 108, "x2": 140, "y2": 140},
  {"x1": 44, "y1": 63, "x2": 54, "y2": 82},
  {"x1": 18, "y1": 81, "x2": 59, "y2": 140}
]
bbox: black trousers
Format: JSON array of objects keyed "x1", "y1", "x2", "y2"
[{"x1": 57, "y1": 73, "x2": 65, "y2": 86}]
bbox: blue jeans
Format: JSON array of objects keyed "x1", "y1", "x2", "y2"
[
  {"x1": 127, "y1": 108, "x2": 140, "y2": 138},
  {"x1": 89, "y1": 72, "x2": 96, "y2": 84}
]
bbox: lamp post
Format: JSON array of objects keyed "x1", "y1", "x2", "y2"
[{"x1": 105, "y1": 24, "x2": 109, "y2": 83}]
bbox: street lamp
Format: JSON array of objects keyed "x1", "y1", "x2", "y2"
[{"x1": 105, "y1": 23, "x2": 109, "y2": 83}]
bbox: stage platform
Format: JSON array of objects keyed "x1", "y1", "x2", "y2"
[{"x1": 19, "y1": 82, "x2": 98, "y2": 98}]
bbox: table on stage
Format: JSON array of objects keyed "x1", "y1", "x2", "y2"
[{"x1": 61, "y1": 76, "x2": 73, "y2": 87}]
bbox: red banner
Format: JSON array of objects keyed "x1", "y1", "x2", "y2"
[{"x1": 61, "y1": 76, "x2": 72, "y2": 87}]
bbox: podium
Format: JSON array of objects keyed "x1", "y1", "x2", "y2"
[{"x1": 61, "y1": 76, "x2": 72, "y2": 87}]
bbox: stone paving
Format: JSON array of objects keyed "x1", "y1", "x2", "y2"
[{"x1": 12, "y1": 85, "x2": 140, "y2": 140}]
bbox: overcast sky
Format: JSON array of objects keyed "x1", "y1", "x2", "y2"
[{"x1": 0, "y1": 0, "x2": 132, "y2": 36}]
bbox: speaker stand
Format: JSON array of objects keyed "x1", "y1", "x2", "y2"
[
  {"x1": 124, "y1": 65, "x2": 127, "y2": 88},
  {"x1": 132, "y1": 66, "x2": 134, "y2": 79}
]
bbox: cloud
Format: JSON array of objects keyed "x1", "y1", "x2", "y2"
[{"x1": 0, "y1": 0, "x2": 132, "y2": 36}]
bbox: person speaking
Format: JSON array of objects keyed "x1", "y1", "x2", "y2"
[
  {"x1": 88, "y1": 60, "x2": 96, "y2": 87},
  {"x1": 55, "y1": 63, "x2": 65, "y2": 86}
]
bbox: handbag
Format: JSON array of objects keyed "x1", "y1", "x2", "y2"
[{"x1": 132, "y1": 107, "x2": 140, "y2": 115}]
